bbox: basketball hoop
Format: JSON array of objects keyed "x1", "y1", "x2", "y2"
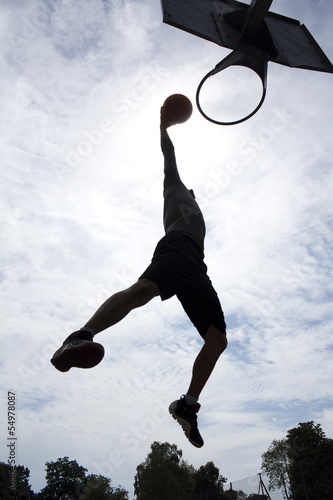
[
  {"x1": 161, "y1": 0, "x2": 333, "y2": 126},
  {"x1": 196, "y1": 51, "x2": 268, "y2": 126}
]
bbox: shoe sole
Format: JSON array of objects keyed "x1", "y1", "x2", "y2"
[
  {"x1": 169, "y1": 403, "x2": 203, "y2": 448},
  {"x1": 51, "y1": 341, "x2": 105, "y2": 372}
]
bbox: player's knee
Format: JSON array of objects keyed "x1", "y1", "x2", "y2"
[
  {"x1": 204, "y1": 325, "x2": 228, "y2": 355},
  {"x1": 214, "y1": 335, "x2": 227, "y2": 358},
  {"x1": 218, "y1": 333, "x2": 228, "y2": 354},
  {"x1": 212, "y1": 333, "x2": 227, "y2": 356}
]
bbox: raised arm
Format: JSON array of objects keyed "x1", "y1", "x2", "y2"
[
  {"x1": 160, "y1": 107, "x2": 181, "y2": 186},
  {"x1": 160, "y1": 107, "x2": 173, "y2": 149}
]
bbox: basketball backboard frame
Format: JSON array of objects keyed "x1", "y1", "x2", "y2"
[
  {"x1": 161, "y1": 0, "x2": 333, "y2": 124},
  {"x1": 161, "y1": 0, "x2": 333, "y2": 73}
]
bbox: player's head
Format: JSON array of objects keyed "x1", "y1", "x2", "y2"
[{"x1": 188, "y1": 189, "x2": 195, "y2": 199}]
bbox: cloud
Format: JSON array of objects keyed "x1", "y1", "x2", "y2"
[{"x1": 1, "y1": 0, "x2": 333, "y2": 498}]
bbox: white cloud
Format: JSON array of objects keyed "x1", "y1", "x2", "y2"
[{"x1": 1, "y1": 0, "x2": 333, "y2": 498}]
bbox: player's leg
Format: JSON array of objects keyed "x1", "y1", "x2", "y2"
[
  {"x1": 186, "y1": 324, "x2": 227, "y2": 398},
  {"x1": 84, "y1": 278, "x2": 160, "y2": 334},
  {"x1": 169, "y1": 323, "x2": 227, "y2": 448},
  {"x1": 51, "y1": 279, "x2": 159, "y2": 372}
]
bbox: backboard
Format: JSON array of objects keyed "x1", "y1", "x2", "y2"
[
  {"x1": 161, "y1": 0, "x2": 333, "y2": 124},
  {"x1": 161, "y1": 0, "x2": 333, "y2": 73}
]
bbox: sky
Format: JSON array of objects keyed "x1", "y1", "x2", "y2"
[{"x1": 1, "y1": 0, "x2": 333, "y2": 498}]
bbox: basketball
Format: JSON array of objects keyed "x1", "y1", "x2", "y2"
[{"x1": 162, "y1": 94, "x2": 193, "y2": 125}]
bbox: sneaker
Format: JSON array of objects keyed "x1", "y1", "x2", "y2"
[
  {"x1": 169, "y1": 395, "x2": 204, "y2": 448},
  {"x1": 51, "y1": 330, "x2": 104, "y2": 372}
]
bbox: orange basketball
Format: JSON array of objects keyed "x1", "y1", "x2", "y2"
[{"x1": 162, "y1": 94, "x2": 193, "y2": 125}]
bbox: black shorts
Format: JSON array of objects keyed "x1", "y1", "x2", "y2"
[{"x1": 139, "y1": 232, "x2": 226, "y2": 337}]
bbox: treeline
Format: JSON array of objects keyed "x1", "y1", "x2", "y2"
[
  {"x1": 0, "y1": 457, "x2": 128, "y2": 500},
  {"x1": 1, "y1": 421, "x2": 332, "y2": 499},
  {"x1": 0, "y1": 446, "x2": 262, "y2": 500},
  {"x1": 261, "y1": 421, "x2": 333, "y2": 499}
]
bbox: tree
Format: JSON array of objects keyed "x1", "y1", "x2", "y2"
[
  {"x1": 192, "y1": 461, "x2": 226, "y2": 499},
  {"x1": 38, "y1": 456, "x2": 88, "y2": 499},
  {"x1": 261, "y1": 439, "x2": 291, "y2": 499},
  {"x1": 134, "y1": 441, "x2": 194, "y2": 500},
  {"x1": 262, "y1": 422, "x2": 333, "y2": 499},
  {"x1": 76, "y1": 474, "x2": 129, "y2": 499},
  {"x1": 36, "y1": 457, "x2": 129, "y2": 499},
  {"x1": 286, "y1": 421, "x2": 333, "y2": 500},
  {"x1": 110, "y1": 486, "x2": 130, "y2": 500},
  {"x1": 0, "y1": 462, "x2": 32, "y2": 499},
  {"x1": 222, "y1": 490, "x2": 247, "y2": 499},
  {"x1": 247, "y1": 495, "x2": 269, "y2": 500}
]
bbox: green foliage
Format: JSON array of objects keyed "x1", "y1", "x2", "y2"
[
  {"x1": 261, "y1": 439, "x2": 290, "y2": 499},
  {"x1": 0, "y1": 462, "x2": 32, "y2": 499},
  {"x1": 286, "y1": 421, "x2": 333, "y2": 500},
  {"x1": 76, "y1": 474, "x2": 129, "y2": 499},
  {"x1": 192, "y1": 461, "x2": 226, "y2": 498},
  {"x1": 246, "y1": 495, "x2": 269, "y2": 500},
  {"x1": 35, "y1": 457, "x2": 129, "y2": 499},
  {"x1": 262, "y1": 421, "x2": 333, "y2": 500},
  {"x1": 222, "y1": 490, "x2": 247, "y2": 499},
  {"x1": 287, "y1": 421, "x2": 326, "y2": 457},
  {"x1": 134, "y1": 442, "x2": 229, "y2": 500},
  {"x1": 134, "y1": 441, "x2": 195, "y2": 500},
  {"x1": 38, "y1": 456, "x2": 87, "y2": 499}
]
